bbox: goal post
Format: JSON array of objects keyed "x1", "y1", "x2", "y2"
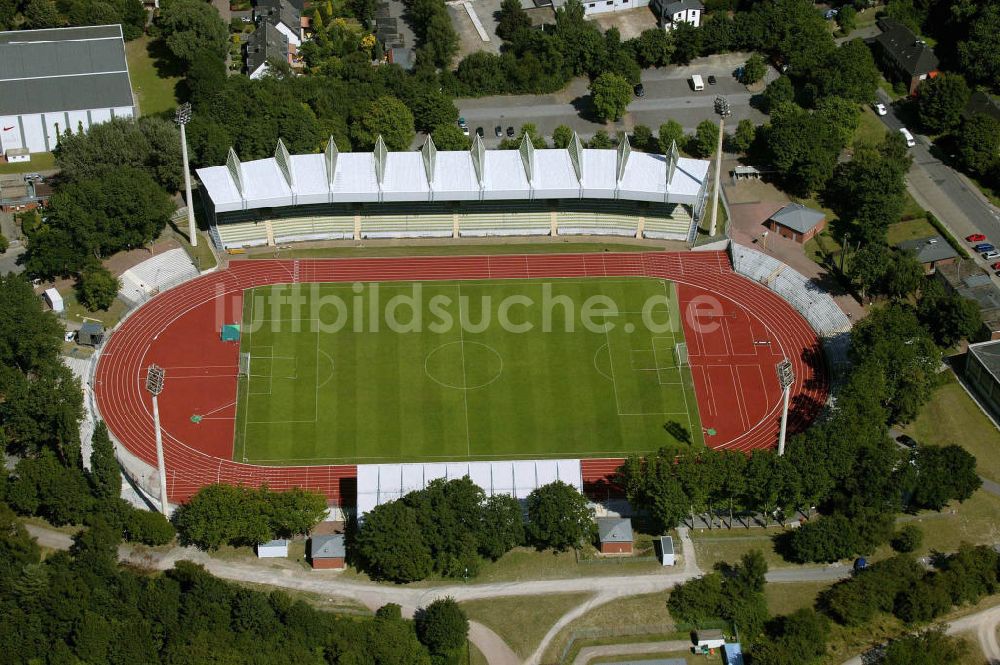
[
  {"x1": 674, "y1": 342, "x2": 688, "y2": 368},
  {"x1": 239, "y1": 352, "x2": 251, "y2": 377}
]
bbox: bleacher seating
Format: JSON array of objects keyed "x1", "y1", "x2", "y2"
[
  {"x1": 643, "y1": 203, "x2": 693, "y2": 240},
  {"x1": 458, "y1": 202, "x2": 550, "y2": 236},
  {"x1": 557, "y1": 201, "x2": 639, "y2": 236},
  {"x1": 214, "y1": 220, "x2": 269, "y2": 249},
  {"x1": 361, "y1": 204, "x2": 453, "y2": 238},
  {"x1": 118, "y1": 248, "x2": 199, "y2": 305}
]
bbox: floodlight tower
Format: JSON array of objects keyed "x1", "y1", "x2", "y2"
[
  {"x1": 146, "y1": 364, "x2": 170, "y2": 515},
  {"x1": 709, "y1": 117, "x2": 724, "y2": 237},
  {"x1": 175, "y1": 102, "x2": 197, "y2": 248},
  {"x1": 775, "y1": 359, "x2": 795, "y2": 456}
]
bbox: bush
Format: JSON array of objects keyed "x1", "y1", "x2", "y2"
[
  {"x1": 0, "y1": 234, "x2": 8, "y2": 254},
  {"x1": 415, "y1": 597, "x2": 468, "y2": 657},
  {"x1": 890, "y1": 525, "x2": 923, "y2": 553},
  {"x1": 125, "y1": 507, "x2": 175, "y2": 546}
]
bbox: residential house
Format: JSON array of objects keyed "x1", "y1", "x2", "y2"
[
  {"x1": 895, "y1": 235, "x2": 958, "y2": 273},
  {"x1": 253, "y1": 0, "x2": 303, "y2": 47},
  {"x1": 596, "y1": 517, "x2": 633, "y2": 554},
  {"x1": 245, "y1": 22, "x2": 290, "y2": 80},
  {"x1": 871, "y1": 17, "x2": 939, "y2": 95},
  {"x1": 765, "y1": 203, "x2": 826, "y2": 244},
  {"x1": 652, "y1": 0, "x2": 703, "y2": 30}
]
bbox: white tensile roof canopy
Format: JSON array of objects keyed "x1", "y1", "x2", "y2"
[{"x1": 196, "y1": 133, "x2": 710, "y2": 213}]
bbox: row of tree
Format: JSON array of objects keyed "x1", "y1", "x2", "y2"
[
  {"x1": 0, "y1": 502, "x2": 469, "y2": 663},
  {"x1": 0, "y1": 0, "x2": 146, "y2": 37},
  {"x1": 353, "y1": 478, "x2": 593, "y2": 583}
]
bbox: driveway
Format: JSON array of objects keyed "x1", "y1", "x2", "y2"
[{"x1": 456, "y1": 53, "x2": 767, "y2": 145}]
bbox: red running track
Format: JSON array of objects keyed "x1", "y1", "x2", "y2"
[{"x1": 93, "y1": 251, "x2": 828, "y2": 506}]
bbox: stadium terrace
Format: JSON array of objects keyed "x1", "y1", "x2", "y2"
[{"x1": 195, "y1": 133, "x2": 711, "y2": 248}]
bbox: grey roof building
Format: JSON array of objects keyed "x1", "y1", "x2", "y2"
[
  {"x1": 896, "y1": 235, "x2": 958, "y2": 268},
  {"x1": 597, "y1": 517, "x2": 633, "y2": 544},
  {"x1": 873, "y1": 17, "x2": 939, "y2": 94},
  {"x1": 768, "y1": 203, "x2": 826, "y2": 234},
  {"x1": 311, "y1": 533, "x2": 345, "y2": 558},
  {"x1": 0, "y1": 25, "x2": 135, "y2": 154},
  {"x1": 253, "y1": 0, "x2": 302, "y2": 45},
  {"x1": 245, "y1": 22, "x2": 289, "y2": 79}
]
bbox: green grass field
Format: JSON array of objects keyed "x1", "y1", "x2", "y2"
[{"x1": 233, "y1": 277, "x2": 702, "y2": 464}]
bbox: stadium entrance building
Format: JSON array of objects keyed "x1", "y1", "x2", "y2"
[{"x1": 195, "y1": 134, "x2": 711, "y2": 249}]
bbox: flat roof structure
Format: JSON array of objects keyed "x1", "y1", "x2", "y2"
[
  {"x1": 0, "y1": 25, "x2": 133, "y2": 116},
  {"x1": 311, "y1": 534, "x2": 346, "y2": 558},
  {"x1": 197, "y1": 133, "x2": 710, "y2": 214},
  {"x1": 969, "y1": 340, "x2": 1000, "y2": 383}
]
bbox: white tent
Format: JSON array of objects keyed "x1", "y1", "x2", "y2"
[{"x1": 43, "y1": 287, "x2": 63, "y2": 313}]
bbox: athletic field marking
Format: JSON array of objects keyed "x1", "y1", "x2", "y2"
[
  {"x1": 424, "y1": 341, "x2": 504, "y2": 391},
  {"x1": 239, "y1": 293, "x2": 254, "y2": 462},
  {"x1": 317, "y1": 349, "x2": 336, "y2": 390},
  {"x1": 663, "y1": 280, "x2": 695, "y2": 439},
  {"x1": 592, "y1": 343, "x2": 613, "y2": 381},
  {"x1": 456, "y1": 284, "x2": 472, "y2": 457}
]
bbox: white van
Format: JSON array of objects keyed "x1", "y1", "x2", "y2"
[
  {"x1": 899, "y1": 127, "x2": 916, "y2": 148},
  {"x1": 691, "y1": 74, "x2": 704, "y2": 91}
]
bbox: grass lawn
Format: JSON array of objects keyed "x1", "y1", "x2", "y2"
[
  {"x1": 853, "y1": 108, "x2": 889, "y2": 147},
  {"x1": 62, "y1": 289, "x2": 129, "y2": 328},
  {"x1": 234, "y1": 277, "x2": 702, "y2": 464},
  {"x1": 244, "y1": 242, "x2": 662, "y2": 260},
  {"x1": 764, "y1": 581, "x2": 830, "y2": 617},
  {"x1": 542, "y1": 592, "x2": 679, "y2": 663},
  {"x1": 125, "y1": 36, "x2": 181, "y2": 117},
  {"x1": 886, "y1": 217, "x2": 935, "y2": 245},
  {"x1": 0, "y1": 152, "x2": 56, "y2": 174},
  {"x1": 689, "y1": 525, "x2": 804, "y2": 571},
  {"x1": 902, "y1": 373, "x2": 1000, "y2": 483},
  {"x1": 592, "y1": 650, "x2": 694, "y2": 664},
  {"x1": 804, "y1": 231, "x2": 844, "y2": 269},
  {"x1": 460, "y1": 593, "x2": 591, "y2": 659}
]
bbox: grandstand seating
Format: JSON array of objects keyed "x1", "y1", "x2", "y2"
[
  {"x1": 214, "y1": 220, "x2": 269, "y2": 248},
  {"x1": 457, "y1": 202, "x2": 550, "y2": 237},
  {"x1": 643, "y1": 203, "x2": 693, "y2": 240},
  {"x1": 361, "y1": 203, "x2": 453, "y2": 238},
  {"x1": 557, "y1": 201, "x2": 640, "y2": 236},
  {"x1": 118, "y1": 248, "x2": 199, "y2": 305},
  {"x1": 271, "y1": 213, "x2": 354, "y2": 243}
]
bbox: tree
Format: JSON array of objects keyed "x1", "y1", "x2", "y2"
[
  {"x1": 658, "y1": 120, "x2": 685, "y2": 153},
  {"x1": 525, "y1": 481, "x2": 594, "y2": 551},
  {"x1": 813, "y1": 39, "x2": 879, "y2": 104},
  {"x1": 890, "y1": 525, "x2": 923, "y2": 553},
  {"x1": 917, "y1": 277, "x2": 981, "y2": 347},
  {"x1": 0, "y1": 274, "x2": 63, "y2": 373},
  {"x1": 496, "y1": 0, "x2": 531, "y2": 41},
  {"x1": 742, "y1": 53, "x2": 766, "y2": 85},
  {"x1": 882, "y1": 628, "x2": 970, "y2": 665},
  {"x1": 430, "y1": 124, "x2": 470, "y2": 150},
  {"x1": 479, "y1": 494, "x2": 524, "y2": 560},
  {"x1": 354, "y1": 500, "x2": 434, "y2": 582},
  {"x1": 883, "y1": 250, "x2": 924, "y2": 301},
  {"x1": 88, "y1": 421, "x2": 121, "y2": 501},
  {"x1": 157, "y1": 0, "x2": 229, "y2": 66},
  {"x1": 836, "y1": 5, "x2": 857, "y2": 34},
  {"x1": 765, "y1": 102, "x2": 848, "y2": 195},
  {"x1": 125, "y1": 507, "x2": 175, "y2": 545},
  {"x1": 552, "y1": 124, "x2": 575, "y2": 149},
  {"x1": 589, "y1": 72, "x2": 632, "y2": 122},
  {"x1": 956, "y1": 3, "x2": 1000, "y2": 90},
  {"x1": 957, "y1": 114, "x2": 1000, "y2": 179},
  {"x1": 761, "y1": 76, "x2": 795, "y2": 114},
  {"x1": 23, "y1": 0, "x2": 61, "y2": 28},
  {"x1": 631, "y1": 124, "x2": 653, "y2": 151},
  {"x1": 588, "y1": 130, "x2": 614, "y2": 148},
  {"x1": 186, "y1": 51, "x2": 228, "y2": 106},
  {"x1": 917, "y1": 73, "x2": 971, "y2": 134},
  {"x1": 407, "y1": 88, "x2": 458, "y2": 133},
  {"x1": 690, "y1": 119, "x2": 719, "y2": 158},
  {"x1": 667, "y1": 572, "x2": 725, "y2": 623},
  {"x1": 910, "y1": 445, "x2": 981, "y2": 510},
  {"x1": 415, "y1": 597, "x2": 468, "y2": 657},
  {"x1": 0, "y1": 234, "x2": 7, "y2": 254},
  {"x1": 352, "y1": 95, "x2": 415, "y2": 151},
  {"x1": 630, "y1": 28, "x2": 674, "y2": 68},
  {"x1": 76, "y1": 264, "x2": 120, "y2": 311},
  {"x1": 729, "y1": 119, "x2": 756, "y2": 153}
]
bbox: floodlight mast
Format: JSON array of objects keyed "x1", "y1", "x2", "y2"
[
  {"x1": 174, "y1": 103, "x2": 197, "y2": 248},
  {"x1": 775, "y1": 359, "x2": 795, "y2": 456},
  {"x1": 145, "y1": 364, "x2": 170, "y2": 515}
]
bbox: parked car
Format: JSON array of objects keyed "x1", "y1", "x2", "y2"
[
  {"x1": 495, "y1": 125, "x2": 503, "y2": 137},
  {"x1": 824, "y1": 8, "x2": 839, "y2": 19},
  {"x1": 458, "y1": 117, "x2": 467, "y2": 128},
  {"x1": 461, "y1": 125, "x2": 470, "y2": 137},
  {"x1": 967, "y1": 233, "x2": 988, "y2": 243},
  {"x1": 707, "y1": 75, "x2": 717, "y2": 85},
  {"x1": 873, "y1": 102, "x2": 887, "y2": 116},
  {"x1": 974, "y1": 243, "x2": 995, "y2": 252},
  {"x1": 899, "y1": 127, "x2": 916, "y2": 147},
  {"x1": 241, "y1": 15, "x2": 252, "y2": 22},
  {"x1": 476, "y1": 127, "x2": 484, "y2": 137},
  {"x1": 897, "y1": 434, "x2": 918, "y2": 448},
  {"x1": 63, "y1": 330, "x2": 76, "y2": 342},
  {"x1": 633, "y1": 83, "x2": 645, "y2": 97},
  {"x1": 506, "y1": 126, "x2": 515, "y2": 137},
  {"x1": 853, "y1": 557, "x2": 867, "y2": 572},
  {"x1": 983, "y1": 251, "x2": 1000, "y2": 261},
  {"x1": 992, "y1": 262, "x2": 1000, "y2": 270}
]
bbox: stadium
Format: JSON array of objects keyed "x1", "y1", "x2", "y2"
[{"x1": 91, "y1": 135, "x2": 838, "y2": 513}]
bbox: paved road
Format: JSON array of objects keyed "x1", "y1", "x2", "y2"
[
  {"x1": 456, "y1": 53, "x2": 767, "y2": 145},
  {"x1": 874, "y1": 88, "x2": 1000, "y2": 269}
]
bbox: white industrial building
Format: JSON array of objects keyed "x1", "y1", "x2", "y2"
[
  {"x1": 196, "y1": 134, "x2": 711, "y2": 248},
  {"x1": 0, "y1": 25, "x2": 136, "y2": 156},
  {"x1": 355, "y1": 459, "x2": 583, "y2": 517}
]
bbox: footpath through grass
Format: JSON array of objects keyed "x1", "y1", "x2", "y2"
[
  {"x1": 460, "y1": 593, "x2": 591, "y2": 660},
  {"x1": 234, "y1": 277, "x2": 701, "y2": 464}
]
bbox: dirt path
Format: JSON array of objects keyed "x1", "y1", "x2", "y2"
[{"x1": 572, "y1": 640, "x2": 691, "y2": 665}]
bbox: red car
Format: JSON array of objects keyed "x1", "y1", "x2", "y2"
[
  {"x1": 968, "y1": 233, "x2": 987, "y2": 242},
  {"x1": 992, "y1": 262, "x2": 1000, "y2": 270}
]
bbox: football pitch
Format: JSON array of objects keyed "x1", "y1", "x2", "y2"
[{"x1": 233, "y1": 277, "x2": 703, "y2": 465}]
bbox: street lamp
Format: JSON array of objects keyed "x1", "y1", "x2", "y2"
[
  {"x1": 775, "y1": 359, "x2": 795, "y2": 456},
  {"x1": 146, "y1": 364, "x2": 170, "y2": 515},
  {"x1": 175, "y1": 102, "x2": 197, "y2": 248}
]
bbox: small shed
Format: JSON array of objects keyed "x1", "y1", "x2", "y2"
[
  {"x1": 5, "y1": 148, "x2": 29, "y2": 163},
  {"x1": 310, "y1": 533, "x2": 345, "y2": 569},
  {"x1": 596, "y1": 517, "x2": 633, "y2": 554},
  {"x1": 44, "y1": 288, "x2": 64, "y2": 313},
  {"x1": 658, "y1": 535, "x2": 675, "y2": 566},
  {"x1": 896, "y1": 235, "x2": 958, "y2": 273},
  {"x1": 256, "y1": 538, "x2": 289, "y2": 558},
  {"x1": 765, "y1": 203, "x2": 827, "y2": 244},
  {"x1": 723, "y1": 642, "x2": 744, "y2": 665},
  {"x1": 78, "y1": 321, "x2": 105, "y2": 347},
  {"x1": 696, "y1": 629, "x2": 726, "y2": 650}
]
